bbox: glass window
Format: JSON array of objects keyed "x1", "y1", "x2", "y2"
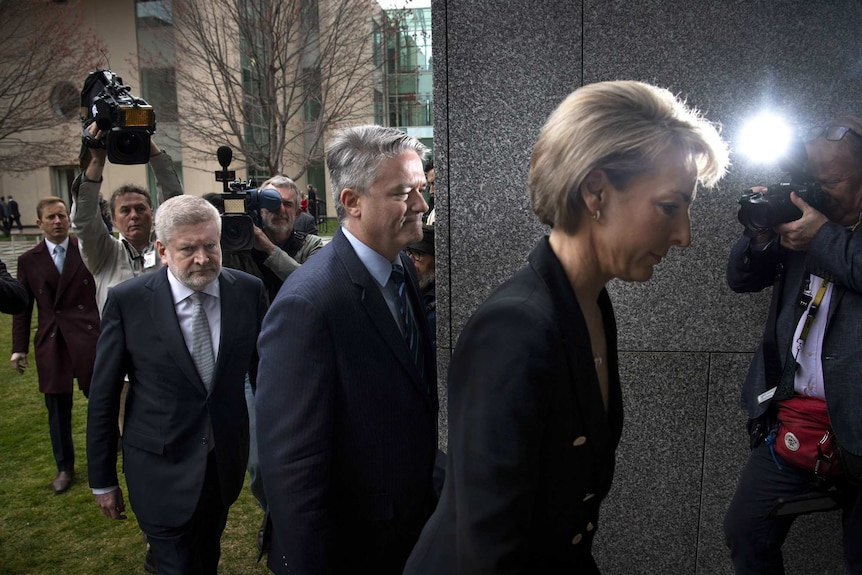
[
  {"x1": 140, "y1": 68, "x2": 178, "y2": 122},
  {"x1": 303, "y1": 68, "x2": 322, "y2": 122},
  {"x1": 51, "y1": 166, "x2": 76, "y2": 207}
]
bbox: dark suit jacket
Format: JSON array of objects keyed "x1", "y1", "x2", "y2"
[
  {"x1": 0, "y1": 257, "x2": 27, "y2": 315},
  {"x1": 86, "y1": 267, "x2": 266, "y2": 528},
  {"x1": 404, "y1": 237, "x2": 624, "y2": 575},
  {"x1": 12, "y1": 237, "x2": 99, "y2": 394},
  {"x1": 256, "y1": 228, "x2": 438, "y2": 575}
]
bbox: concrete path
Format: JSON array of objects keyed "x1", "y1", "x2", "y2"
[{"x1": 0, "y1": 232, "x2": 42, "y2": 277}]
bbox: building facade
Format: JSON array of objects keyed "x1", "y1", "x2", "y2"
[{"x1": 0, "y1": 0, "x2": 434, "y2": 226}]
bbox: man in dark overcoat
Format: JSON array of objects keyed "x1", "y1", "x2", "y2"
[{"x1": 11, "y1": 196, "x2": 100, "y2": 493}]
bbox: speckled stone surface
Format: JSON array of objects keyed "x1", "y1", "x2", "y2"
[
  {"x1": 436, "y1": 349, "x2": 450, "y2": 451},
  {"x1": 433, "y1": 1, "x2": 862, "y2": 572},
  {"x1": 592, "y1": 352, "x2": 710, "y2": 574}
]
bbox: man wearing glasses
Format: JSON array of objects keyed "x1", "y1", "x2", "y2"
[{"x1": 724, "y1": 115, "x2": 862, "y2": 573}]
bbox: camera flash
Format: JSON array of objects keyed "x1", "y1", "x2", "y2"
[{"x1": 737, "y1": 113, "x2": 793, "y2": 164}]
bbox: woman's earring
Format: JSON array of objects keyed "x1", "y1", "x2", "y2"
[{"x1": 592, "y1": 210, "x2": 601, "y2": 221}]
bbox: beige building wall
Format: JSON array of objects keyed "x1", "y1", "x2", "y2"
[
  {"x1": 1, "y1": 0, "x2": 386, "y2": 226},
  {"x1": 0, "y1": 0, "x2": 145, "y2": 227}
]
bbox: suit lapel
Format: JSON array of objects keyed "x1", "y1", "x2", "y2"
[
  {"x1": 55, "y1": 238, "x2": 82, "y2": 296},
  {"x1": 33, "y1": 242, "x2": 60, "y2": 301},
  {"x1": 528, "y1": 238, "x2": 618, "y2": 456},
  {"x1": 147, "y1": 269, "x2": 209, "y2": 396},
  {"x1": 332, "y1": 230, "x2": 431, "y2": 402},
  {"x1": 214, "y1": 269, "x2": 237, "y2": 389},
  {"x1": 399, "y1": 251, "x2": 435, "y2": 391}
]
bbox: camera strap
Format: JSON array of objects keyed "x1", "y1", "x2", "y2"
[
  {"x1": 796, "y1": 277, "x2": 830, "y2": 350},
  {"x1": 122, "y1": 238, "x2": 150, "y2": 273},
  {"x1": 772, "y1": 276, "x2": 829, "y2": 402},
  {"x1": 762, "y1": 220, "x2": 860, "y2": 405}
]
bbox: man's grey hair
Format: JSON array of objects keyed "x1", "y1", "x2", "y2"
[
  {"x1": 326, "y1": 125, "x2": 428, "y2": 222},
  {"x1": 155, "y1": 195, "x2": 222, "y2": 245},
  {"x1": 260, "y1": 175, "x2": 299, "y2": 200}
]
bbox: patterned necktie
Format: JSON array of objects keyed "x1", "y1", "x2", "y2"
[
  {"x1": 53, "y1": 245, "x2": 65, "y2": 274},
  {"x1": 391, "y1": 264, "x2": 424, "y2": 380},
  {"x1": 190, "y1": 292, "x2": 215, "y2": 392}
]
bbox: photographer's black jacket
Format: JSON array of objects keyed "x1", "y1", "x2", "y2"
[{"x1": 727, "y1": 221, "x2": 862, "y2": 456}]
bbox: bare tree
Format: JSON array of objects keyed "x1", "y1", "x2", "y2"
[
  {"x1": 0, "y1": 0, "x2": 103, "y2": 172},
  {"x1": 141, "y1": 0, "x2": 381, "y2": 181}
]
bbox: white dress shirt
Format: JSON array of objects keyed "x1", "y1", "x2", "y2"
[
  {"x1": 44, "y1": 237, "x2": 70, "y2": 273},
  {"x1": 791, "y1": 274, "x2": 831, "y2": 399},
  {"x1": 166, "y1": 269, "x2": 221, "y2": 362}
]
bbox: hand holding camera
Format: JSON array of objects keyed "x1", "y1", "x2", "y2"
[
  {"x1": 83, "y1": 122, "x2": 108, "y2": 163},
  {"x1": 80, "y1": 69, "x2": 156, "y2": 165},
  {"x1": 773, "y1": 192, "x2": 829, "y2": 252},
  {"x1": 737, "y1": 135, "x2": 828, "y2": 250}
]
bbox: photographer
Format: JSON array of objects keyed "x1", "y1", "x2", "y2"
[
  {"x1": 215, "y1": 175, "x2": 323, "y2": 304},
  {"x1": 724, "y1": 115, "x2": 862, "y2": 574},
  {"x1": 71, "y1": 123, "x2": 183, "y2": 313}
]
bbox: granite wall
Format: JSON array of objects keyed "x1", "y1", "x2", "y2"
[{"x1": 431, "y1": 1, "x2": 862, "y2": 573}]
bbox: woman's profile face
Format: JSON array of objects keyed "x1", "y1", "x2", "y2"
[{"x1": 593, "y1": 147, "x2": 697, "y2": 282}]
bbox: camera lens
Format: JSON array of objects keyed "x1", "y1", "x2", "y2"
[
  {"x1": 116, "y1": 132, "x2": 143, "y2": 154},
  {"x1": 220, "y1": 214, "x2": 254, "y2": 252},
  {"x1": 106, "y1": 130, "x2": 152, "y2": 165}
]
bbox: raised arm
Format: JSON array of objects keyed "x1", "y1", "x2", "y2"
[{"x1": 148, "y1": 139, "x2": 183, "y2": 203}]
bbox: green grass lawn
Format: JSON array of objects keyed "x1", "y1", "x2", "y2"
[
  {"x1": 317, "y1": 217, "x2": 338, "y2": 237},
  {"x1": 0, "y1": 311, "x2": 269, "y2": 574}
]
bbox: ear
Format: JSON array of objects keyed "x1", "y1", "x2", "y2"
[
  {"x1": 340, "y1": 188, "x2": 362, "y2": 218},
  {"x1": 580, "y1": 169, "x2": 605, "y2": 215},
  {"x1": 156, "y1": 239, "x2": 168, "y2": 266}
]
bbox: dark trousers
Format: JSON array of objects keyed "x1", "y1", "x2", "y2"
[
  {"x1": 44, "y1": 393, "x2": 75, "y2": 472},
  {"x1": 139, "y1": 451, "x2": 228, "y2": 575},
  {"x1": 724, "y1": 442, "x2": 862, "y2": 574}
]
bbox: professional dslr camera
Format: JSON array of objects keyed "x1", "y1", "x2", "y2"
[
  {"x1": 213, "y1": 146, "x2": 282, "y2": 252},
  {"x1": 737, "y1": 138, "x2": 825, "y2": 234},
  {"x1": 80, "y1": 69, "x2": 156, "y2": 165}
]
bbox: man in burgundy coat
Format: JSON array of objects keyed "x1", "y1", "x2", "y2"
[{"x1": 11, "y1": 196, "x2": 100, "y2": 494}]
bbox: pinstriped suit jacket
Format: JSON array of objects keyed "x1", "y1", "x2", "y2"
[{"x1": 256, "y1": 228, "x2": 438, "y2": 575}]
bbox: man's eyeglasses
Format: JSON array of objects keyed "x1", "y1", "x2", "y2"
[
  {"x1": 805, "y1": 125, "x2": 860, "y2": 143},
  {"x1": 405, "y1": 249, "x2": 423, "y2": 262}
]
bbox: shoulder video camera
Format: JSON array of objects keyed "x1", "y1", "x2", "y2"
[
  {"x1": 80, "y1": 69, "x2": 156, "y2": 165},
  {"x1": 212, "y1": 146, "x2": 282, "y2": 252}
]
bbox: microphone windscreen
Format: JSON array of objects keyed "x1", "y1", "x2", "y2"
[{"x1": 217, "y1": 146, "x2": 232, "y2": 168}]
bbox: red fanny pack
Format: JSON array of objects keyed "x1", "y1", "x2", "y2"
[{"x1": 773, "y1": 395, "x2": 840, "y2": 478}]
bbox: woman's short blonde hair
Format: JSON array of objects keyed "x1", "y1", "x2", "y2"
[{"x1": 529, "y1": 80, "x2": 729, "y2": 232}]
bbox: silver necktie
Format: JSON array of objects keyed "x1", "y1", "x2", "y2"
[
  {"x1": 53, "y1": 245, "x2": 65, "y2": 274},
  {"x1": 190, "y1": 292, "x2": 215, "y2": 392}
]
